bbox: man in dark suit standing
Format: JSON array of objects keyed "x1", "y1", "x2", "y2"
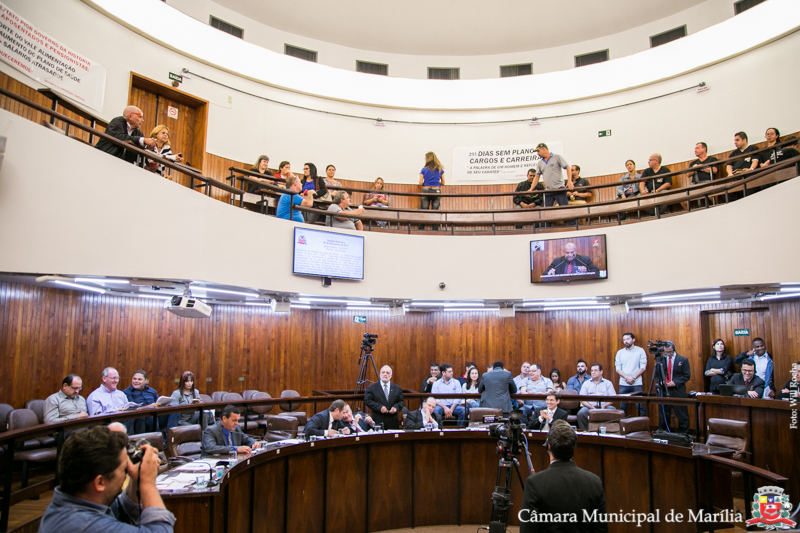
[
  {"x1": 478, "y1": 361, "x2": 517, "y2": 415},
  {"x1": 727, "y1": 359, "x2": 766, "y2": 398},
  {"x1": 658, "y1": 341, "x2": 691, "y2": 433},
  {"x1": 94, "y1": 105, "x2": 156, "y2": 163},
  {"x1": 202, "y1": 405, "x2": 262, "y2": 457},
  {"x1": 405, "y1": 397, "x2": 444, "y2": 430},
  {"x1": 529, "y1": 392, "x2": 569, "y2": 431},
  {"x1": 544, "y1": 242, "x2": 599, "y2": 276},
  {"x1": 364, "y1": 365, "x2": 404, "y2": 429},
  {"x1": 303, "y1": 399, "x2": 347, "y2": 437},
  {"x1": 520, "y1": 420, "x2": 607, "y2": 532}
]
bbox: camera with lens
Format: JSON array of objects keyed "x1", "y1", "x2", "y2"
[
  {"x1": 127, "y1": 437, "x2": 152, "y2": 464},
  {"x1": 648, "y1": 339, "x2": 669, "y2": 358},
  {"x1": 488, "y1": 409, "x2": 525, "y2": 460},
  {"x1": 361, "y1": 333, "x2": 378, "y2": 352}
]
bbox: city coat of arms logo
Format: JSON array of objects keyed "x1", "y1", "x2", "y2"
[{"x1": 746, "y1": 486, "x2": 796, "y2": 530}]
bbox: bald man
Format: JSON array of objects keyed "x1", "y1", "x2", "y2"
[
  {"x1": 95, "y1": 105, "x2": 156, "y2": 163},
  {"x1": 639, "y1": 153, "x2": 672, "y2": 217},
  {"x1": 364, "y1": 365, "x2": 404, "y2": 430},
  {"x1": 544, "y1": 242, "x2": 599, "y2": 276}
]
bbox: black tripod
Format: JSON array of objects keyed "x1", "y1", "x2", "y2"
[
  {"x1": 479, "y1": 456, "x2": 527, "y2": 533},
  {"x1": 353, "y1": 334, "x2": 380, "y2": 411},
  {"x1": 648, "y1": 355, "x2": 674, "y2": 432}
]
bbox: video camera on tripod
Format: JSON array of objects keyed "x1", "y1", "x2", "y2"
[
  {"x1": 361, "y1": 333, "x2": 378, "y2": 353},
  {"x1": 648, "y1": 339, "x2": 670, "y2": 359},
  {"x1": 488, "y1": 409, "x2": 526, "y2": 461}
]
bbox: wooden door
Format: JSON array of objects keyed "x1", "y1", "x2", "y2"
[
  {"x1": 128, "y1": 73, "x2": 208, "y2": 188},
  {"x1": 700, "y1": 308, "x2": 771, "y2": 390}
]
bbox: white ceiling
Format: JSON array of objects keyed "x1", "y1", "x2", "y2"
[{"x1": 214, "y1": 0, "x2": 707, "y2": 56}]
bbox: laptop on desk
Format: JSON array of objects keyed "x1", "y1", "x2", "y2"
[{"x1": 719, "y1": 384, "x2": 747, "y2": 397}]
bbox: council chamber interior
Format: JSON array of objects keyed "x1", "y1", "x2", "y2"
[{"x1": 0, "y1": 0, "x2": 798, "y2": 531}]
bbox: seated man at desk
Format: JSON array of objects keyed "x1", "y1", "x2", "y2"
[
  {"x1": 405, "y1": 397, "x2": 443, "y2": 430},
  {"x1": 304, "y1": 399, "x2": 347, "y2": 437},
  {"x1": 726, "y1": 359, "x2": 765, "y2": 399},
  {"x1": 202, "y1": 405, "x2": 262, "y2": 456},
  {"x1": 529, "y1": 392, "x2": 569, "y2": 431},
  {"x1": 339, "y1": 404, "x2": 374, "y2": 434},
  {"x1": 544, "y1": 242, "x2": 599, "y2": 276}
]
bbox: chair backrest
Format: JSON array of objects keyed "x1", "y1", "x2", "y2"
[
  {"x1": 588, "y1": 408, "x2": 626, "y2": 433},
  {"x1": 199, "y1": 394, "x2": 213, "y2": 404},
  {"x1": 265, "y1": 415, "x2": 299, "y2": 442},
  {"x1": 558, "y1": 389, "x2": 580, "y2": 410},
  {"x1": 0, "y1": 403, "x2": 15, "y2": 432},
  {"x1": 279, "y1": 390, "x2": 301, "y2": 412},
  {"x1": 24, "y1": 400, "x2": 46, "y2": 424},
  {"x1": 468, "y1": 407, "x2": 502, "y2": 423},
  {"x1": 251, "y1": 392, "x2": 274, "y2": 415},
  {"x1": 129, "y1": 431, "x2": 164, "y2": 452},
  {"x1": 706, "y1": 418, "x2": 748, "y2": 456},
  {"x1": 620, "y1": 416, "x2": 651, "y2": 436},
  {"x1": 211, "y1": 391, "x2": 228, "y2": 403},
  {"x1": 8, "y1": 409, "x2": 40, "y2": 431},
  {"x1": 167, "y1": 425, "x2": 202, "y2": 458},
  {"x1": 242, "y1": 390, "x2": 260, "y2": 400},
  {"x1": 221, "y1": 392, "x2": 244, "y2": 403}
]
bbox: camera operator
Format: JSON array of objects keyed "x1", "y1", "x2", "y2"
[
  {"x1": 658, "y1": 341, "x2": 691, "y2": 434},
  {"x1": 520, "y1": 420, "x2": 607, "y2": 533},
  {"x1": 39, "y1": 425, "x2": 175, "y2": 532}
]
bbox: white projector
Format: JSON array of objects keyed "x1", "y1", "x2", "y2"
[{"x1": 164, "y1": 296, "x2": 212, "y2": 318}]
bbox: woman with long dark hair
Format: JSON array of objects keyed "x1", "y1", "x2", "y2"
[
  {"x1": 170, "y1": 371, "x2": 204, "y2": 425},
  {"x1": 462, "y1": 366, "x2": 481, "y2": 408},
  {"x1": 301, "y1": 162, "x2": 329, "y2": 223},
  {"x1": 549, "y1": 369, "x2": 567, "y2": 392},
  {"x1": 704, "y1": 339, "x2": 733, "y2": 394}
]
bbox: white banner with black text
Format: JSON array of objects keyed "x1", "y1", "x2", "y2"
[{"x1": 452, "y1": 141, "x2": 565, "y2": 182}]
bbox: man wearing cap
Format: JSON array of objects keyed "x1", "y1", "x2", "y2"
[
  {"x1": 534, "y1": 143, "x2": 571, "y2": 209},
  {"x1": 478, "y1": 361, "x2": 517, "y2": 415}
]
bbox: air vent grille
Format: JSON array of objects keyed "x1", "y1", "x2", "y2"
[
  {"x1": 575, "y1": 50, "x2": 609, "y2": 67},
  {"x1": 500, "y1": 63, "x2": 533, "y2": 77},
  {"x1": 428, "y1": 67, "x2": 460, "y2": 80},
  {"x1": 285, "y1": 45, "x2": 318, "y2": 63},
  {"x1": 650, "y1": 26, "x2": 687, "y2": 48},
  {"x1": 209, "y1": 16, "x2": 243, "y2": 39},
  {"x1": 356, "y1": 61, "x2": 388, "y2": 76}
]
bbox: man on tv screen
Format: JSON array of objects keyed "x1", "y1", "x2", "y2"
[{"x1": 544, "y1": 242, "x2": 599, "y2": 276}]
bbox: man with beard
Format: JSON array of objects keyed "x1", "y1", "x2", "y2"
[{"x1": 614, "y1": 333, "x2": 647, "y2": 416}]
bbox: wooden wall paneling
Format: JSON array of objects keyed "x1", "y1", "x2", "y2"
[
  {"x1": 225, "y1": 467, "x2": 253, "y2": 533},
  {"x1": 602, "y1": 447, "x2": 651, "y2": 533},
  {"x1": 286, "y1": 451, "x2": 326, "y2": 532},
  {"x1": 368, "y1": 442, "x2": 413, "y2": 531},
  {"x1": 0, "y1": 73, "x2": 50, "y2": 126},
  {"x1": 458, "y1": 441, "x2": 504, "y2": 525},
  {"x1": 412, "y1": 440, "x2": 460, "y2": 527},
  {"x1": 768, "y1": 299, "x2": 799, "y2": 384},
  {"x1": 650, "y1": 454, "x2": 697, "y2": 533},
  {"x1": 166, "y1": 496, "x2": 213, "y2": 533},
  {"x1": 252, "y1": 458, "x2": 286, "y2": 533},
  {"x1": 325, "y1": 445, "x2": 368, "y2": 533},
  {"x1": 749, "y1": 407, "x2": 799, "y2": 502}
]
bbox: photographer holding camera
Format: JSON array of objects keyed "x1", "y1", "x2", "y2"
[{"x1": 40, "y1": 425, "x2": 175, "y2": 532}]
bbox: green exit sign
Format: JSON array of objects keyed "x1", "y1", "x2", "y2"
[
  {"x1": 734, "y1": 328, "x2": 750, "y2": 337},
  {"x1": 353, "y1": 316, "x2": 367, "y2": 324},
  {"x1": 169, "y1": 72, "x2": 183, "y2": 83},
  {"x1": 598, "y1": 130, "x2": 611, "y2": 137}
]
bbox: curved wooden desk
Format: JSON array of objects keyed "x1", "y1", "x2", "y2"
[{"x1": 163, "y1": 430, "x2": 736, "y2": 533}]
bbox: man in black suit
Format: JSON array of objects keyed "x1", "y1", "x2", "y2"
[
  {"x1": 727, "y1": 359, "x2": 766, "y2": 399},
  {"x1": 520, "y1": 420, "x2": 607, "y2": 533},
  {"x1": 658, "y1": 341, "x2": 691, "y2": 433},
  {"x1": 405, "y1": 397, "x2": 444, "y2": 430},
  {"x1": 94, "y1": 105, "x2": 156, "y2": 163},
  {"x1": 303, "y1": 399, "x2": 347, "y2": 437},
  {"x1": 478, "y1": 361, "x2": 517, "y2": 415},
  {"x1": 339, "y1": 403, "x2": 374, "y2": 434},
  {"x1": 544, "y1": 242, "x2": 599, "y2": 276},
  {"x1": 529, "y1": 392, "x2": 569, "y2": 430},
  {"x1": 420, "y1": 363, "x2": 440, "y2": 393},
  {"x1": 364, "y1": 365, "x2": 404, "y2": 430},
  {"x1": 202, "y1": 405, "x2": 262, "y2": 456}
]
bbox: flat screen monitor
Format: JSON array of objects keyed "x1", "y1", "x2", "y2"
[
  {"x1": 530, "y1": 235, "x2": 608, "y2": 283},
  {"x1": 293, "y1": 227, "x2": 365, "y2": 280}
]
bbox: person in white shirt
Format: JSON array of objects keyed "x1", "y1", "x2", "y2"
[
  {"x1": 614, "y1": 332, "x2": 648, "y2": 416},
  {"x1": 577, "y1": 364, "x2": 617, "y2": 430}
]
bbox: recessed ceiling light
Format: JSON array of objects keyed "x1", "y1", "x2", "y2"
[
  {"x1": 648, "y1": 300, "x2": 721, "y2": 308},
  {"x1": 74, "y1": 278, "x2": 130, "y2": 285},
  {"x1": 53, "y1": 280, "x2": 106, "y2": 294},
  {"x1": 642, "y1": 291, "x2": 720, "y2": 302},
  {"x1": 191, "y1": 286, "x2": 258, "y2": 298}
]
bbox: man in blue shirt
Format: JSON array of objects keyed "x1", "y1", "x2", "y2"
[
  {"x1": 432, "y1": 363, "x2": 465, "y2": 426},
  {"x1": 39, "y1": 425, "x2": 175, "y2": 532},
  {"x1": 277, "y1": 175, "x2": 314, "y2": 222}
]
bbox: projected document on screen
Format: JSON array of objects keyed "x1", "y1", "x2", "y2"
[{"x1": 293, "y1": 228, "x2": 365, "y2": 280}]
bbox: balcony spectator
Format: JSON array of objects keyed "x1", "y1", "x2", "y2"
[
  {"x1": 301, "y1": 162, "x2": 329, "y2": 224},
  {"x1": 689, "y1": 142, "x2": 718, "y2": 184},
  {"x1": 418, "y1": 151, "x2": 445, "y2": 231},
  {"x1": 364, "y1": 177, "x2": 390, "y2": 228},
  {"x1": 94, "y1": 105, "x2": 156, "y2": 162},
  {"x1": 761, "y1": 129, "x2": 799, "y2": 167},
  {"x1": 513, "y1": 168, "x2": 545, "y2": 228},
  {"x1": 326, "y1": 191, "x2": 364, "y2": 231},
  {"x1": 143, "y1": 125, "x2": 183, "y2": 176},
  {"x1": 324, "y1": 164, "x2": 342, "y2": 188},
  {"x1": 277, "y1": 175, "x2": 313, "y2": 223},
  {"x1": 639, "y1": 153, "x2": 672, "y2": 217},
  {"x1": 725, "y1": 132, "x2": 759, "y2": 175},
  {"x1": 617, "y1": 160, "x2": 641, "y2": 199}
]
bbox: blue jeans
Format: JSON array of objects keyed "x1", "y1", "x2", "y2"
[
  {"x1": 619, "y1": 385, "x2": 645, "y2": 416},
  {"x1": 434, "y1": 405, "x2": 465, "y2": 427}
]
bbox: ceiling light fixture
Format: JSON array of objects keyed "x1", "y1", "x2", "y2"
[
  {"x1": 411, "y1": 302, "x2": 484, "y2": 307},
  {"x1": 759, "y1": 292, "x2": 800, "y2": 301},
  {"x1": 648, "y1": 300, "x2": 721, "y2": 308},
  {"x1": 538, "y1": 305, "x2": 610, "y2": 311},
  {"x1": 642, "y1": 291, "x2": 720, "y2": 302},
  {"x1": 190, "y1": 286, "x2": 259, "y2": 298},
  {"x1": 298, "y1": 298, "x2": 370, "y2": 305},
  {"x1": 523, "y1": 300, "x2": 600, "y2": 307},
  {"x1": 53, "y1": 280, "x2": 106, "y2": 294},
  {"x1": 74, "y1": 278, "x2": 130, "y2": 285}
]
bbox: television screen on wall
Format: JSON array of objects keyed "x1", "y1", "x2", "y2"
[
  {"x1": 293, "y1": 227, "x2": 365, "y2": 280},
  {"x1": 530, "y1": 235, "x2": 608, "y2": 283}
]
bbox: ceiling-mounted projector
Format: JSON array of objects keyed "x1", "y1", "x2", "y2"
[{"x1": 165, "y1": 296, "x2": 212, "y2": 318}]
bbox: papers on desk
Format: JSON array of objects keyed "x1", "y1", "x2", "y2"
[{"x1": 173, "y1": 459, "x2": 219, "y2": 472}]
